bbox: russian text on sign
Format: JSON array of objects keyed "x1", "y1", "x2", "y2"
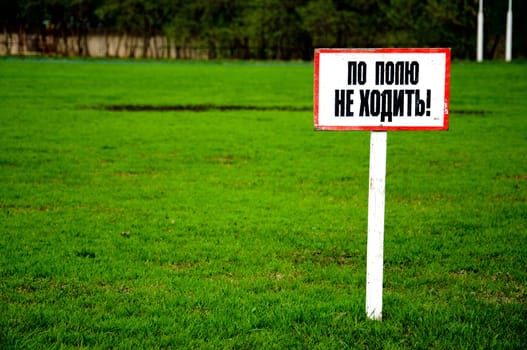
[{"x1": 314, "y1": 48, "x2": 450, "y2": 130}]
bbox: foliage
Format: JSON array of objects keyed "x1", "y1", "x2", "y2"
[
  {"x1": 0, "y1": 57, "x2": 526, "y2": 348},
  {"x1": 1, "y1": 0, "x2": 526, "y2": 59}
]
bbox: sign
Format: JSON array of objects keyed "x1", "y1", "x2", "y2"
[
  {"x1": 313, "y1": 48, "x2": 451, "y2": 321},
  {"x1": 314, "y1": 48, "x2": 450, "y2": 131}
]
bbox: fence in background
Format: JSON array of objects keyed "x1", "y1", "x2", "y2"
[{"x1": 0, "y1": 32, "x2": 211, "y2": 59}]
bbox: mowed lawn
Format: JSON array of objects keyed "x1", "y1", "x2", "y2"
[{"x1": 0, "y1": 58, "x2": 526, "y2": 349}]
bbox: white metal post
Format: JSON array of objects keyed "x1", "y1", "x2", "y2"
[
  {"x1": 506, "y1": 0, "x2": 512, "y2": 62},
  {"x1": 366, "y1": 131, "x2": 387, "y2": 320},
  {"x1": 477, "y1": 0, "x2": 484, "y2": 62}
]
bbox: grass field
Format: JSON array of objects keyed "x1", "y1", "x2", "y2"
[{"x1": 0, "y1": 57, "x2": 526, "y2": 349}]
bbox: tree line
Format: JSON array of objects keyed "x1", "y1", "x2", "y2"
[{"x1": 1, "y1": 0, "x2": 525, "y2": 60}]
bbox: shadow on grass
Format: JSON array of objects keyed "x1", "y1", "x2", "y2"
[
  {"x1": 88, "y1": 104, "x2": 487, "y2": 116},
  {"x1": 92, "y1": 104, "x2": 312, "y2": 112}
]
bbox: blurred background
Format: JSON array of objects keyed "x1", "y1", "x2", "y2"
[{"x1": 0, "y1": 0, "x2": 525, "y2": 60}]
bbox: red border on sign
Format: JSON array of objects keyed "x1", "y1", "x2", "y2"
[{"x1": 314, "y1": 48, "x2": 450, "y2": 131}]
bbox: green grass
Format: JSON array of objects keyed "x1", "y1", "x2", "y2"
[{"x1": 0, "y1": 57, "x2": 526, "y2": 349}]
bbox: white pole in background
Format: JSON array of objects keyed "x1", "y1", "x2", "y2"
[
  {"x1": 477, "y1": 0, "x2": 484, "y2": 62},
  {"x1": 505, "y1": 0, "x2": 512, "y2": 62},
  {"x1": 366, "y1": 131, "x2": 387, "y2": 320}
]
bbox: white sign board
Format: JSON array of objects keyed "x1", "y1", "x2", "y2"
[{"x1": 314, "y1": 48, "x2": 450, "y2": 131}]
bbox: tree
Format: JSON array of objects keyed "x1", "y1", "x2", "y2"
[
  {"x1": 162, "y1": 1, "x2": 194, "y2": 58},
  {"x1": 0, "y1": 1, "x2": 20, "y2": 54},
  {"x1": 417, "y1": 0, "x2": 477, "y2": 59},
  {"x1": 244, "y1": 0, "x2": 309, "y2": 60}
]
